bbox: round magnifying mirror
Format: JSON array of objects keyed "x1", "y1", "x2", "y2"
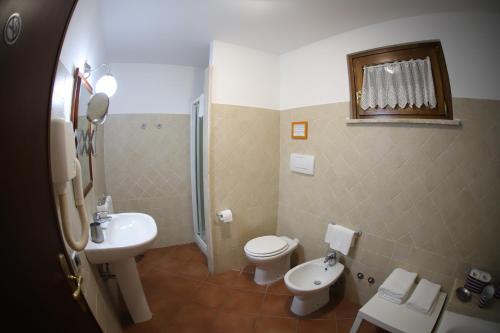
[{"x1": 86, "y1": 92, "x2": 109, "y2": 125}]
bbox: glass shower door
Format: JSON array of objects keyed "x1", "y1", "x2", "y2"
[{"x1": 191, "y1": 96, "x2": 207, "y2": 252}]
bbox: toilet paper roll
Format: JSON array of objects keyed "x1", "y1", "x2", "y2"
[{"x1": 217, "y1": 209, "x2": 233, "y2": 223}]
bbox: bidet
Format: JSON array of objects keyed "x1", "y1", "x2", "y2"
[{"x1": 285, "y1": 258, "x2": 344, "y2": 315}]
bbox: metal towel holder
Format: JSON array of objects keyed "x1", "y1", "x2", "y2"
[{"x1": 332, "y1": 223, "x2": 362, "y2": 237}]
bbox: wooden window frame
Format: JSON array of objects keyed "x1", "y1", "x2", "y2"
[{"x1": 347, "y1": 41, "x2": 453, "y2": 120}]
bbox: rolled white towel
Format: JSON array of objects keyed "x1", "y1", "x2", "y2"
[
  {"x1": 378, "y1": 268, "x2": 417, "y2": 300},
  {"x1": 406, "y1": 279, "x2": 441, "y2": 314}
]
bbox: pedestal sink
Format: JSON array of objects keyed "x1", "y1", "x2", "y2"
[{"x1": 85, "y1": 213, "x2": 157, "y2": 323}]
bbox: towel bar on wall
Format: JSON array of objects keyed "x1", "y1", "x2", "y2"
[{"x1": 332, "y1": 223, "x2": 362, "y2": 237}]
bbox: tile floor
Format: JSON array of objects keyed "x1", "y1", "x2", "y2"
[{"x1": 124, "y1": 243, "x2": 386, "y2": 333}]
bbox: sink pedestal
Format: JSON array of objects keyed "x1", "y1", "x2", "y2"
[{"x1": 111, "y1": 257, "x2": 152, "y2": 323}]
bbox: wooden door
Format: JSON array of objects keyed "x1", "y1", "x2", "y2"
[{"x1": 0, "y1": 0, "x2": 102, "y2": 331}]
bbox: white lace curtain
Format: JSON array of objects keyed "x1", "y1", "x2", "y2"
[{"x1": 360, "y1": 57, "x2": 437, "y2": 110}]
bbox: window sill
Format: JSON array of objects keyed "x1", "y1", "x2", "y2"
[{"x1": 345, "y1": 118, "x2": 461, "y2": 126}]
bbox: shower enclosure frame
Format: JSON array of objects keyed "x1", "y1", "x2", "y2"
[{"x1": 190, "y1": 94, "x2": 208, "y2": 256}]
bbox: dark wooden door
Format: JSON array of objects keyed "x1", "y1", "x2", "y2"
[{"x1": 0, "y1": 0, "x2": 102, "y2": 331}]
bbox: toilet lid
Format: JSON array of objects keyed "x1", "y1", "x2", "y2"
[{"x1": 245, "y1": 236, "x2": 288, "y2": 257}]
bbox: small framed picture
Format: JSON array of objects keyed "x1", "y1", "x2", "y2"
[{"x1": 291, "y1": 121, "x2": 308, "y2": 140}]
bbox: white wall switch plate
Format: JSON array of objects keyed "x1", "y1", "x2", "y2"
[{"x1": 290, "y1": 153, "x2": 315, "y2": 175}]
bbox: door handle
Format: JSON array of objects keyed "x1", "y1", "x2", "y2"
[
  {"x1": 58, "y1": 254, "x2": 87, "y2": 311},
  {"x1": 68, "y1": 274, "x2": 83, "y2": 300}
]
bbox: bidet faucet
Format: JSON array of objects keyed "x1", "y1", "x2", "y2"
[{"x1": 324, "y1": 251, "x2": 337, "y2": 266}]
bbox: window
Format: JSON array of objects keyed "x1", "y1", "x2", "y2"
[{"x1": 347, "y1": 41, "x2": 453, "y2": 120}]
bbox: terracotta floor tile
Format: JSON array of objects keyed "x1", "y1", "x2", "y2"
[
  {"x1": 148, "y1": 246, "x2": 177, "y2": 259},
  {"x1": 337, "y1": 318, "x2": 355, "y2": 333},
  {"x1": 129, "y1": 243, "x2": 373, "y2": 333},
  {"x1": 333, "y1": 298, "x2": 360, "y2": 319},
  {"x1": 267, "y1": 279, "x2": 293, "y2": 295},
  {"x1": 254, "y1": 316, "x2": 298, "y2": 333},
  {"x1": 143, "y1": 270, "x2": 201, "y2": 305},
  {"x1": 221, "y1": 289, "x2": 264, "y2": 314},
  {"x1": 337, "y1": 318, "x2": 383, "y2": 333},
  {"x1": 193, "y1": 283, "x2": 229, "y2": 309},
  {"x1": 181, "y1": 260, "x2": 209, "y2": 280},
  {"x1": 137, "y1": 247, "x2": 178, "y2": 274},
  {"x1": 123, "y1": 320, "x2": 162, "y2": 333},
  {"x1": 231, "y1": 272, "x2": 267, "y2": 293},
  {"x1": 155, "y1": 258, "x2": 186, "y2": 274},
  {"x1": 188, "y1": 248, "x2": 208, "y2": 264},
  {"x1": 148, "y1": 292, "x2": 183, "y2": 317},
  {"x1": 297, "y1": 319, "x2": 338, "y2": 333},
  {"x1": 173, "y1": 243, "x2": 202, "y2": 261},
  {"x1": 206, "y1": 270, "x2": 240, "y2": 286},
  {"x1": 141, "y1": 268, "x2": 172, "y2": 296},
  {"x1": 164, "y1": 302, "x2": 218, "y2": 333},
  {"x1": 162, "y1": 320, "x2": 216, "y2": 333},
  {"x1": 261, "y1": 294, "x2": 295, "y2": 317},
  {"x1": 211, "y1": 310, "x2": 256, "y2": 333}
]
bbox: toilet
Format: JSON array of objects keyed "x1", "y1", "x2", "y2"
[
  {"x1": 244, "y1": 235, "x2": 299, "y2": 285},
  {"x1": 284, "y1": 257, "x2": 344, "y2": 316}
]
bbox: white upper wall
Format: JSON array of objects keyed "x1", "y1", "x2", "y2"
[
  {"x1": 108, "y1": 63, "x2": 204, "y2": 114},
  {"x1": 280, "y1": 12, "x2": 500, "y2": 110},
  {"x1": 210, "y1": 41, "x2": 280, "y2": 110},
  {"x1": 59, "y1": 0, "x2": 107, "y2": 87},
  {"x1": 56, "y1": 0, "x2": 108, "y2": 120}
]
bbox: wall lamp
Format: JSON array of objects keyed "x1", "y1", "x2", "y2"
[{"x1": 83, "y1": 62, "x2": 118, "y2": 97}]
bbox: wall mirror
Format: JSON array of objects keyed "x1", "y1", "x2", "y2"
[{"x1": 71, "y1": 68, "x2": 94, "y2": 196}]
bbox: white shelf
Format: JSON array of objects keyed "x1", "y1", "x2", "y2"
[
  {"x1": 345, "y1": 118, "x2": 461, "y2": 126},
  {"x1": 350, "y1": 290, "x2": 447, "y2": 333}
]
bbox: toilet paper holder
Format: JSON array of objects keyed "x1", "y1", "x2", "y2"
[{"x1": 216, "y1": 209, "x2": 233, "y2": 223}]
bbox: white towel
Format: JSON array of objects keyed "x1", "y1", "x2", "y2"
[
  {"x1": 377, "y1": 291, "x2": 405, "y2": 304},
  {"x1": 378, "y1": 268, "x2": 417, "y2": 302},
  {"x1": 324, "y1": 224, "x2": 355, "y2": 255},
  {"x1": 406, "y1": 279, "x2": 441, "y2": 314}
]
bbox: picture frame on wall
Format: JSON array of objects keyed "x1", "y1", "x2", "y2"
[{"x1": 291, "y1": 121, "x2": 308, "y2": 140}]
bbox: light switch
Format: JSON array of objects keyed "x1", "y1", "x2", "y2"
[{"x1": 290, "y1": 153, "x2": 315, "y2": 175}]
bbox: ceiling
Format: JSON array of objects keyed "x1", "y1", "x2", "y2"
[{"x1": 101, "y1": 0, "x2": 499, "y2": 67}]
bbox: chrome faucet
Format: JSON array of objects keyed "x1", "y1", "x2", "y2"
[
  {"x1": 324, "y1": 251, "x2": 337, "y2": 266},
  {"x1": 93, "y1": 211, "x2": 112, "y2": 223},
  {"x1": 90, "y1": 212, "x2": 111, "y2": 243}
]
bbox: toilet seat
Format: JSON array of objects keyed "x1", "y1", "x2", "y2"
[{"x1": 245, "y1": 235, "x2": 289, "y2": 257}]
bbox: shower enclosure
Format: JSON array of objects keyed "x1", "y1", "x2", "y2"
[{"x1": 190, "y1": 94, "x2": 207, "y2": 255}]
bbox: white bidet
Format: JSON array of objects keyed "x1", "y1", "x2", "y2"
[{"x1": 284, "y1": 258, "x2": 344, "y2": 316}]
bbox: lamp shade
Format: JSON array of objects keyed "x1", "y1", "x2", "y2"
[{"x1": 95, "y1": 74, "x2": 117, "y2": 97}]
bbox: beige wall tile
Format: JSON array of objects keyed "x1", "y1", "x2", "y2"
[
  {"x1": 104, "y1": 114, "x2": 193, "y2": 248},
  {"x1": 209, "y1": 104, "x2": 280, "y2": 272},
  {"x1": 277, "y1": 98, "x2": 500, "y2": 303}
]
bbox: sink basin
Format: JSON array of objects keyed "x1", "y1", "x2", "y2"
[
  {"x1": 84, "y1": 212, "x2": 157, "y2": 323},
  {"x1": 85, "y1": 213, "x2": 157, "y2": 264}
]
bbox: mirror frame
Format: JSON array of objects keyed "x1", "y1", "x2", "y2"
[{"x1": 70, "y1": 68, "x2": 93, "y2": 196}]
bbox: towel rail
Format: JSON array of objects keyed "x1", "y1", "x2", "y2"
[{"x1": 332, "y1": 223, "x2": 362, "y2": 237}]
